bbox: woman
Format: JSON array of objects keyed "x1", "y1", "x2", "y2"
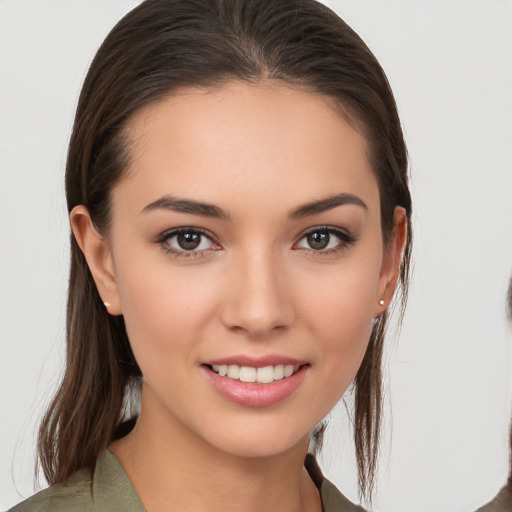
[
  {"x1": 475, "y1": 277, "x2": 512, "y2": 512},
  {"x1": 10, "y1": 0, "x2": 412, "y2": 510}
]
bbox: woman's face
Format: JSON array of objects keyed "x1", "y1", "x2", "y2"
[{"x1": 75, "y1": 82, "x2": 403, "y2": 458}]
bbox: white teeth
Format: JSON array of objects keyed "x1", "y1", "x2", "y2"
[
  {"x1": 227, "y1": 365, "x2": 240, "y2": 379},
  {"x1": 211, "y1": 363, "x2": 300, "y2": 383},
  {"x1": 284, "y1": 365, "x2": 294, "y2": 377},
  {"x1": 212, "y1": 364, "x2": 228, "y2": 376},
  {"x1": 239, "y1": 366, "x2": 257, "y2": 382},
  {"x1": 256, "y1": 366, "x2": 274, "y2": 384},
  {"x1": 273, "y1": 364, "x2": 284, "y2": 380}
]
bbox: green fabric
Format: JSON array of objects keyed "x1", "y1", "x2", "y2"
[
  {"x1": 9, "y1": 451, "x2": 362, "y2": 512},
  {"x1": 475, "y1": 486, "x2": 512, "y2": 512},
  {"x1": 320, "y1": 478, "x2": 366, "y2": 512},
  {"x1": 9, "y1": 451, "x2": 144, "y2": 512}
]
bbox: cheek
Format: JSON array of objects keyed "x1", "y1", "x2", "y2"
[
  {"x1": 303, "y1": 254, "x2": 380, "y2": 329},
  {"x1": 312, "y1": 284, "x2": 374, "y2": 368},
  {"x1": 298, "y1": 253, "x2": 382, "y2": 384},
  {"x1": 113, "y1": 252, "x2": 220, "y2": 371}
]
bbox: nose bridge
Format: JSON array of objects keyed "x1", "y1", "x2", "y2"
[{"x1": 221, "y1": 245, "x2": 294, "y2": 337}]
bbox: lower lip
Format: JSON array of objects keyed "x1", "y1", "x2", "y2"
[{"x1": 202, "y1": 365, "x2": 308, "y2": 407}]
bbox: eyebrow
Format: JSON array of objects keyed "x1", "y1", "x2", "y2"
[
  {"x1": 141, "y1": 192, "x2": 366, "y2": 220},
  {"x1": 141, "y1": 195, "x2": 229, "y2": 219},
  {"x1": 289, "y1": 193, "x2": 367, "y2": 219}
]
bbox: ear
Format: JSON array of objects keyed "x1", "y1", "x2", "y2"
[
  {"x1": 70, "y1": 205, "x2": 122, "y2": 315},
  {"x1": 374, "y1": 206, "x2": 408, "y2": 317}
]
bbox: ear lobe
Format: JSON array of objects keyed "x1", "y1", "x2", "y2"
[
  {"x1": 69, "y1": 205, "x2": 122, "y2": 315},
  {"x1": 374, "y1": 206, "x2": 408, "y2": 316}
]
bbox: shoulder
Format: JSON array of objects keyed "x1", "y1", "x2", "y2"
[
  {"x1": 320, "y1": 478, "x2": 367, "y2": 512},
  {"x1": 8, "y1": 469, "x2": 94, "y2": 512},
  {"x1": 304, "y1": 453, "x2": 366, "y2": 512},
  {"x1": 8, "y1": 451, "x2": 145, "y2": 512}
]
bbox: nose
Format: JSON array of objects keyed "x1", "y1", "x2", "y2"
[{"x1": 220, "y1": 249, "x2": 295, "y2": 339}]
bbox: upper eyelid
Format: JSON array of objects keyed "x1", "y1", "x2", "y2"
[
  {"x1": 155, "y1": 226, "x2": 218, "y2": 243},
  {"x1": 296, "y1": 225, "x2": 351, "y2": 239},
  {"x1": 156, "y1": 228, "x2": 221, "y2": 258},
  {"x1": 154, "y1": 225, "x2": 353, "y2": 248},
  {"x1": 293, "y1": 225, "x2": 356, "y2": 251}
]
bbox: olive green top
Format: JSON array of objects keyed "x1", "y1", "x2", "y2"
[
  {"x1": 9, "y1": 451, "x2": 365, "y2": 512},
  {"x1": 475, "y1": 485, "x2": 512, "y2": 512}
]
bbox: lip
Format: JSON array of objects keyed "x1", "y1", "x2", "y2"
[
  {"x1": 203, "y1": 355, "x2": 306, "y2": 368},
  {"x1": 201, "y1": 362, "x2": 309, "y2": 408}
]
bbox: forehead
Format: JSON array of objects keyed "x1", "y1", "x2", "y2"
[{"x1": 116, "y1": 81, "x2": 378, "y2": 215}]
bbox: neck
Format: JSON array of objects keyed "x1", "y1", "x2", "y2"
[{"x1": 109, "y1": 393, "x2": 322, "y2": 512}]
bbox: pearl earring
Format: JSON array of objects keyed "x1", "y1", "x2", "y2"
[
  {"x1": 379, "y1": 299, "x2": 385, "y2": 306},
  {"x1": 103, "y1": 301, "x2": 111, "y2": 308}
]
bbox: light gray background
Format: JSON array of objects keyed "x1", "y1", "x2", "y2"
[{"x1": 1, "y1": 1, "x2": 511, "y2": 511}]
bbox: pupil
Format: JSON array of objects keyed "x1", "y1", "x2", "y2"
[
  {"x1": 307, "y1": 231, "x2": 329, "y2": 250},
  {"x1": 177, "y1": 232, "x2": 201, "y2": 250}
]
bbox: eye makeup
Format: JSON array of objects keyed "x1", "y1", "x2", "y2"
[
  {"x1": 154, "y1": 227, "x2": 221, "y2": 258},
  {"x1": 153, "y1": 223, "x2": 357, "y2": 261},
  {"x1": 293, "y1": 226, "x2": 356, "y2": 255}
]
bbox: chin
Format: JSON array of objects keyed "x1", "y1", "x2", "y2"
[{"x1": 194, "y1": 418, "x2": 313, "y2": 460}]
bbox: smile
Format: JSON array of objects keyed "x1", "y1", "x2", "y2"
[
  {"x1": 202, "y1": 360, "x2": 309, "y2": 407},
  {"x1": 210, "y1": 364, "x2": 300, "y2": 384}
]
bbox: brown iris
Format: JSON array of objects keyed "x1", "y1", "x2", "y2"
[
  {"x1": 177, "y1": 232, "x2": 201, "y2": 250},
  {"x1": 306, "y1": 231, "x2": 330, "y2": 250}
]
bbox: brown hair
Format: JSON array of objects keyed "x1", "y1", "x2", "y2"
[{"x1": 37, "y1": 0, "x2": 412, "y2": 501}]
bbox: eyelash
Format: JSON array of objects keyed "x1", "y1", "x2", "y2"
[
  {"x1": 293, "y1": 226, "x2": 356, "y2": 255},
  {"x1": 154, "y1": 225, "x2": 356, "y2": 259},
  {"x1": 155, "y1": 227, "x2": 220, "y2": 259}
]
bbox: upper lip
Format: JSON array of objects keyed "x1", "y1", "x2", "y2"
[{"x1": 203, "y1": 355, "x2": 307, "y2": 368}]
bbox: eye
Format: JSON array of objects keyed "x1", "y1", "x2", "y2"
[
  {"x1": 294, "y1": 227, "x2": 355, "y2": 253},
  {"x1": 156, "y1": 228, "x2": 220, "y2": 256}
]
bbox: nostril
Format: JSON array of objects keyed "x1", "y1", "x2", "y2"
[{"x1": 218, "y1": 267, "x2": 295, "y2": 336}]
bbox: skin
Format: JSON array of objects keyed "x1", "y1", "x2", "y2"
[{"x1": 71, "y1": 81, "x2": 406, "y2": 512}]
